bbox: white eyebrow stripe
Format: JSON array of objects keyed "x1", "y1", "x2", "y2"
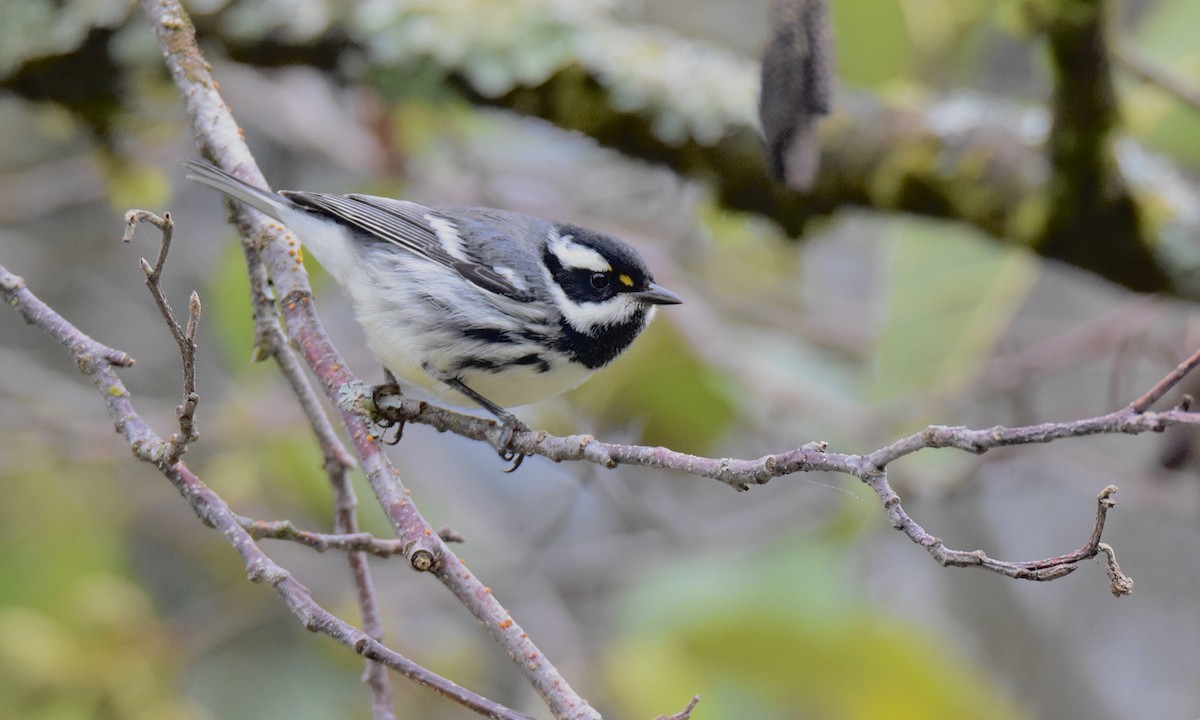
[{"x1": 549, "y1": 233, "x2": 611, "y2": 272}]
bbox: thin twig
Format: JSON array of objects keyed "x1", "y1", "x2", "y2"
[
  {"x1": 863, "y1": 480, "x2": 1126, "y2": 583},
  {"x1": 238, "y1": 516, "x2": 408, "y2": 556},
  {"x1": 125, "y1": 209, "x2": 200, "y2": 464},
  {"x1": 655, "y1": 695, "x2": 701, "y2": 720},
  {"x1": 1130, "y1": 345, "x2": 1200, "y2": 412},
  {"x1": 371, "y1": 389, "x2": 1200, "y2": 490},
  {"x1": 178, "y1": 290, "x2": 201, "y2": 446},
  {"x1": 127, "y1": 210, "x2": 187, "y2": 350},
  {"x1": 0, "y1": 271, "x2": 135, "y2": 368}
]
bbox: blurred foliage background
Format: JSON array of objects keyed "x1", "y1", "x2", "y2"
[{"x1": 2, "y1": 0, "x2": 1200, "y2": 718}]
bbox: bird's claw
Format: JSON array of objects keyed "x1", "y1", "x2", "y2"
[
  {"x1": 371, "y1": 371, "x2": 405, "y2": 445},
  {"x1": 495, "y1": 414, "x2": 530, "y2": 473}
]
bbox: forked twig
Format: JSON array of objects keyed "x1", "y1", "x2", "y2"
[{"x1": 124, "y1": 209, "x2": 201, "y2": 464}]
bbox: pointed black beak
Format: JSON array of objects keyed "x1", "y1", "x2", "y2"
[{"x1": 631, "y1": 282, "x2": 682, "y2": 306}]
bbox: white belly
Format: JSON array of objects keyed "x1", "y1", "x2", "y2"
[{"x1": 346, "y1": 260, "x2": 593, "y2": 408}]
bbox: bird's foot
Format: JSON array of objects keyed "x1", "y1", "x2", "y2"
[
  {"x1": 371, "y1": 370, "x2": 405, "y2": 445},
  {"x1": 493, "y1": 409, "x2": 530, "y2": 473}
]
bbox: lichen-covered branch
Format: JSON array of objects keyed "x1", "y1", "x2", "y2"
[
  {"x1": 9, "y1": 1, "x2": 1199, "y2": 295},
  {"x1": 1021, "y1": 0, "x2": 1166, "y2": 292},
  {"x1": 220, "y1": 0, "x2": 1184, "y2": 295}
]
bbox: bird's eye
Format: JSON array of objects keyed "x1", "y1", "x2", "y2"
[{"x1": 590, "y1": 272, "x2": 610, "y2": 289}]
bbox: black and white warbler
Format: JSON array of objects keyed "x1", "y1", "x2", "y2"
[{"x1": 185, "y1": 160, "x2": 680, "y2": 462}]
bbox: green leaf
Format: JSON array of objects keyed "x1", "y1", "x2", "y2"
[
  {"x1": 1126, "y1": 0, "x2": 1200, "y2": 162},
  {"x1": 102, "y1": 156, "x2": 169, "y2": 213},
  {"x1": 204, "y1": 241, "x2": 257, "y2": 372},
  {"x1": 872, "y1": 218, "x2": 1036, "y2": 403},
  {"x1": 830, "y1": 0, "x2": 912, "y2": 86}
]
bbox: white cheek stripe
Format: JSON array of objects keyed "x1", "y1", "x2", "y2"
[
  {"x1": 563, "y1": 295, "x2": 640, "y2": 333},
  {"x1": 549, "y1": 233, "x2": 611, "y2": 272},
  {"x1": 426, "y1": 214, "x2": 470, "y2": 262},
  {"x1": 541, "y1": 265, "x2": 640, "y2": 333}
]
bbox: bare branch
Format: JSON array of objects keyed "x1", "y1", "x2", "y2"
[
  {"x1": 0, "y1": 271, "x2": 135, "y2": 369},
  {"x1": 866, "y1": 480, "x2": 1124, "y2": 582},
  {"x1": 0, "y1": 263, "x2": 536, "y2": 720},
  {"x1": 372, "y1": 389, "x2": 1200, "y2": 488},
  {"x1": 176, "y1": 290, "x2": 201, "y2": 448},
  {"x1": 209, "y1": 196, "x2": 395, "y2": 712},
  {"x1": 123, "y1": 208, "x2": 172, "y2": 278},
  {"x1": 1130, "y1": 345, "x2": 1200, "y2": 413}
]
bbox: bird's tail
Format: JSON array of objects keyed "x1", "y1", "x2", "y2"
[{"x1": 183, "y1": 160, "x2": 289, "y2": 222}]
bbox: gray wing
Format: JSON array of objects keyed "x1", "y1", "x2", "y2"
[{"x1": 281, "y1": 190, "x2": 535, "y2": 301}]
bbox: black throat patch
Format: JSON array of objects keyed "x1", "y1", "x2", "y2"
[{"x1": 554, "y1": 310, "x2": 647, "y2": 370}]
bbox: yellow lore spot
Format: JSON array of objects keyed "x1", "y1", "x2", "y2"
[{"x1": 618, "y1": 274, "x2": 634, "y2": 287}]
